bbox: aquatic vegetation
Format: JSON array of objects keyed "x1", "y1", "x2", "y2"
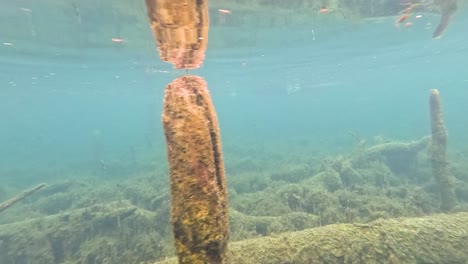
[
  {"x1": 0, "y1": 132, "x2": 467, "y2": 262},
  {"x1": 229, "y1": 209, "x2": 317, "y2": 240},
  {"x1": 228, "y1": 136, "x2": 454, "y2": 227},
  {"x1": 0, "y1": 201, "x2": 170, "y2": 264},
  {"x1": 232, "y1": 190, "x2": 291, "y2": 217},
  {"x1": 228, "y1": 171, "x2": 270, "y2": 193},
  {"x1": 156, "y1": 212, "x2": 468, "y2": 264},
  {"x1": 226, "y1": 157, "x2": 262, "y2": 175},
  {"x1": 270, "y1": 163, "x2": 316, "y2": 183}
]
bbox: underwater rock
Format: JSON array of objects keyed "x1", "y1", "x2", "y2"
[
  {"x1": 145, "y1": 0, "x2": 209, "y2": 69},
  {"x1": 162, "y1": 76, "x2": 229, "y2": 264},
  {"x1": 429, "y1": 89, "x2": 457, "y2": 211},
  {"x1": 155, "y1": 212, "x2": 468, "y2": 264}
]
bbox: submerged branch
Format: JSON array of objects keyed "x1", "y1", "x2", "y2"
[{"x1": 0, "y1": 183, "x2": 46, "y2": 213}]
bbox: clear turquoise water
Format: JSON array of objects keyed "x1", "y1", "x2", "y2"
[{"x1": 0, "y1": 1, "x2": 467, "y2": 187}]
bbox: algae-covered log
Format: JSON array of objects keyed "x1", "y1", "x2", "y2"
[
  {"x1": 145, "y1": 0, "x2": 209, "y2": 69},
  {"x1": 429, "y1": 89, "x2": 456, "y2": 211},
  {"x1": 0, "y1": 201, "x2": 164, "y2": 264},
  {"x1": 162, "y1": 76, "x2": 229, "y2": 264},
  {"x1": 156, "y1": 212, "x2": 468, "y2": 264},
  {"x1": 354, "y1": 136, "x2": 429, "y2": 174},
  {"x1": 360, "y1": 136, "x2": 429, "y2": 159}
]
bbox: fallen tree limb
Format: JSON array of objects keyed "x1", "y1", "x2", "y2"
[
  {"x1": 157, "y1": 212, "x2": 468, "y2": 264},
  {"x1": 0, "y1": 183, "x2": 46, "y2": 213},
  {"x1": 0, "y1": 201, "x2": 161, "y2": 264}
]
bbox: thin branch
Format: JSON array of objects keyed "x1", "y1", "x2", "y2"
[{"x1": 0, "y1": 183, "x2": 46, "y2": 213}]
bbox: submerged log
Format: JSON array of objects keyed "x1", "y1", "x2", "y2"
[
  {"x1": 0, "y1": 201, "x2": 150, "y2": 264},
  {"x1": 162, "y1": 76, "x2": 229, "y2": 264},
  {"x1": 351, "y1": 136, "x2": 429, "y2": 175},
  {"x1": 429, "y1": 89, "x2": 456, "y2": 211},
  {"x1": 156, "y1": 212, "x2": 468, "y2": 264}
]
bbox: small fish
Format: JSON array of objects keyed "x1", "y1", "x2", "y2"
[
  {"x1": 433, "y1": 0, "x2": 457, "y2": 39},
  {"x1": 397, "y1": 13, "x2": 410, "y2": 24},
  {"x1": 111, "y1": 38, "x2": 125, "y2": 43},
  {"x1": 72, "y1": 2, "x2": 82, "y2": 24},
  {"x1": 19, "y1": 7, "x2": 32, "y2": 12},
  {"x1": 218, "y1": 9, "x2": 231, "y2": 14},
  {"x1": 100, "y1": 159, "x2": 108, "y2": 171},
  {"x1": 396, "y1": 3, "x2": 419, "y2": 25}
]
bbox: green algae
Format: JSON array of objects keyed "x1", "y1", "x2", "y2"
[
  {"x1": 0, "y1": 201, "x2": 171, "y2": 264},
  {"x1": 156, "y1": 212, "x2": 468, "y2": 264},
  {"x1": 1, "y1": 137, "x2": 467, "y2": 263},
  {"x1": 229, "y1": 138, "x2": 440, "y2": 227},
  {"x1": 229, "y1": 209, "x2": 318, "y2": 240}
]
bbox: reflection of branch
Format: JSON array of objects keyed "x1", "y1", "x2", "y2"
[
  {"x1": 0, "y1": 183, "x2": 46, "y2": 213},
  {"x1": 145, "y1": 0, "x2": 209, "y2": 69}
]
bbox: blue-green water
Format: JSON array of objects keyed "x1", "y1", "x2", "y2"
[
  {"x1": 0, "y1": 1, "x2": 467, "y2": 262},
  {"x1": 1, "y1": 5, "x2": 467, "y2": 183}
]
